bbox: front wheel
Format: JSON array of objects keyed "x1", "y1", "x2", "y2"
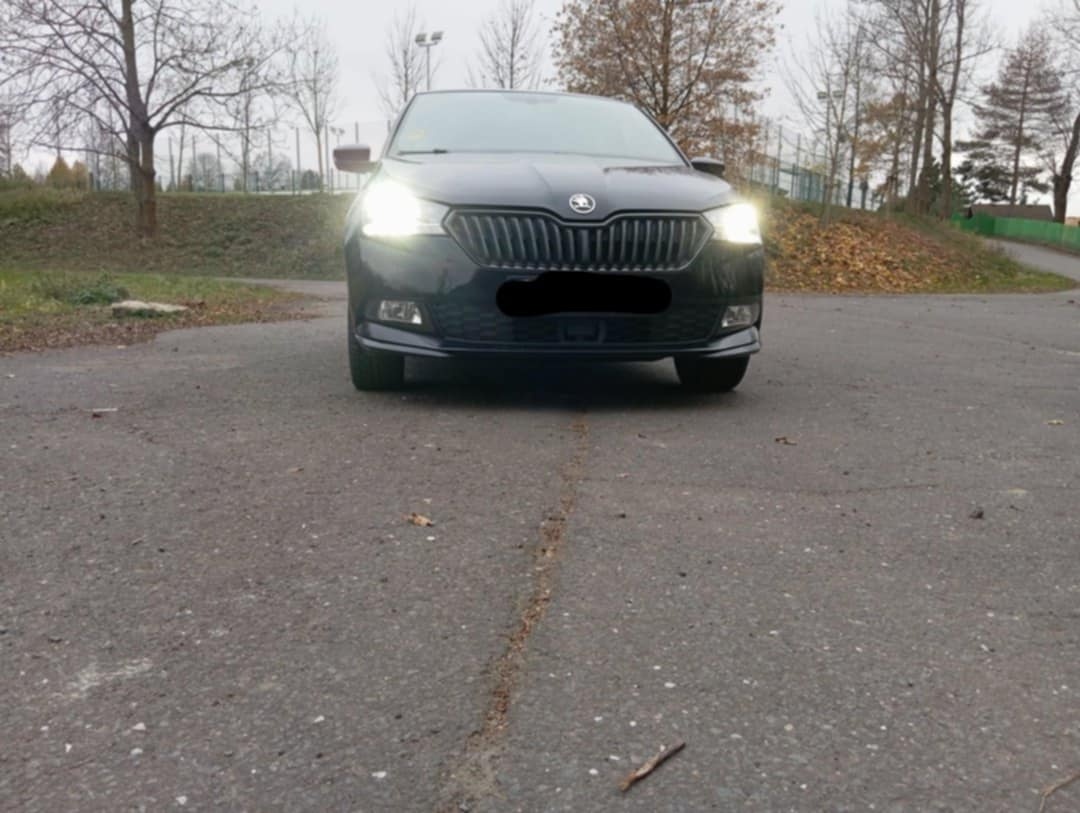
[
  {"x1": 348, "y1": 320, "x2": 405, "y2": 391},
  {"x1": 675, "y1": 356, "x2": 749, "y2": 393}
]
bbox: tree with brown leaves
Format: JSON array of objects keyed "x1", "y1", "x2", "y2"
[{"x1": 553, "y1": 0, "x2": 780, "y2": 171}]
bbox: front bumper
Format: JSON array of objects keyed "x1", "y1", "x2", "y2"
[
  {"x1": 346, "y1": 229, "x2": 764, "y2": 362},
  {"x1": 355, "y1": 321, "x2": 760, "y2": 361}
]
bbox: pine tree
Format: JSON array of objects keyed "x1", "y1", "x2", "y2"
[
  {"x1": 971, "y1": 26, "x2": 1066, "y2": 204},
  {"x1": 46, "y1": 156, "x2": 75, "y2": 188},
  {"x1": 953, "y1": 140, "x2": 1011, "y2": 203}
]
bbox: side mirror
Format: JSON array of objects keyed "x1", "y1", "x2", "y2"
[
  {"x1": 691, "y1": 157, "x2": 726, "y2": 179},
  {"x1": 334, "y1": 145, "x2": 376, "y2": 173}
]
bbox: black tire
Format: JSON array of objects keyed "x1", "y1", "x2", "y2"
[
  {"x1": 348, "y1": 320, "x2": 405, "y2": 391},
  {"x1": 675, "y1": 356, "x2": 749, "y2": 393}
]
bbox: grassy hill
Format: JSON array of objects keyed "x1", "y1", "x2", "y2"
[
  {"x1": 0, "y1": 190, "x2": 347, "y2": 280},
  {"x1": 0, "y1": 189, "x2": 1073, "y2": 293},
  {"x1": 761, "y1": 201, "x2": 1071, "y2": 294}
]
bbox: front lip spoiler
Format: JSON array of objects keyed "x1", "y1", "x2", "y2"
[{"x1": 356, "y1": 323, "x2": 760, "y2": 361}]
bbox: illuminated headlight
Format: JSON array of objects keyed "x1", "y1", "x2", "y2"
[
  {"x1": 704, "y1": 203, "x2": 761, "y2": 245},
  {"x1": 721, "y1": 303, "x2": 761, "y2": 329},
  {"x1": 360, "y1": 179, "x2": 448, "y2": 237}
]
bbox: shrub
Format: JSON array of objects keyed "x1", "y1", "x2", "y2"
[
  {"x1": 30, "y1": 273, "x2": 130, "y2": 305},
  {"x1": 47, "y1": 157, "x2": 76, "y2": 188}
]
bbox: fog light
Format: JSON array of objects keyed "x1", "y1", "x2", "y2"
[
  {"x1": 377, "y1": 300, "x2": 424, "y2": 326},
  {"x1": 721, "y1": 303, "x2": 760, "y2": 329}
]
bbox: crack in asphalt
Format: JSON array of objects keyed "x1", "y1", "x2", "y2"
[{"x1": 437, "y1": 415, "x2": 590, "y2": 812}]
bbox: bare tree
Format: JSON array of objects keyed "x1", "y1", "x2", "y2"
[
  {"x1": 284, "y1": 14, "x2": 339, "y2": 192},
  {"x1": 866, "y1": 0, "x2": 990, "y2": 215},
  {"x1": 377, "y1": 7, "x2": 426, "y2": 119},
  {"x1": 865, "y1": 1, "x2": 924, "y2": 204},
  {"x1": 188, "y1": 151, "x2": 223, "y2": 192},
  {"x1": 251, "y1": 150, "x2": 292, "y2": 191},
  {"x1": 787, "y1": 8, "x2": 869, "y2": 224},
  {"x1": 860, "y1": 89, "x2": 916, "y2": 211},
  {"x1": 212, "y1": 39, "x2": 284, "y2": 194},
  {"x1": 1044, "y1": 2, "x2": 1080, "y2": 221},
  {"x1": 469, "y1": 0, "x2": 545, "y2": 89},
  {"x1": 932, "y1": 0, "x2": 991, "y2": 218},
  {"x1": 0, "y1": 0, "x2": 271, "y2": 236},
  {"x1": 83, "y1": 114, "x2": 129, "y2": 190},
  {"x1": 0, "y1": 102, "x2": 14, "y2": 179}
]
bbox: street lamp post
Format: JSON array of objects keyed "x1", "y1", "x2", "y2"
[
  {"x1": 817, "y1": 87, "x2": 843, "y2": 205},
  {"x1": 414, "y1": 31, "x2": 444, "y2": 92}
]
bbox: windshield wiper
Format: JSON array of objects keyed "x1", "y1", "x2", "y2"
[{"x1": 395, "y1": 148, "x2": 450, "y2": 155}]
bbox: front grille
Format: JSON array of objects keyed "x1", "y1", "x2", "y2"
[
  {"x1": 444, "y1": 210, "x2": 712, "y2": 272},
  {"x1": 428, "y1": 303, "x2": 719, "y2": 345}
]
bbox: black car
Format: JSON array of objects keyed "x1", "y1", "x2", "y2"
[{"x1": 333, "y1": 90, "x2": 763, "y2": 392}]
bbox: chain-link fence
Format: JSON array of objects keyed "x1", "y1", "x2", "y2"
[
  {"x1": 87, "y1": 169, "x2": 368, "y2": 195},
  {"x1": 739, "y1": 117, "x2": 879, "y2": 210},
  {"x1": 75, "y1": 119, "x2": 391, "y2": 195},
  {"x1": 66, "y1": 114, "x2": 882, "y2": 209}
]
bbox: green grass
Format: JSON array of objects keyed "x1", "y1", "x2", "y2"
[
  {"x1": 0, "y1": 268, "x2": 285, "y2": 318},
  {"x1": 897, "y1": 214, "x2": 1075, "y2": 293},
  {"x1": 0, "y1": 267, "x2": 298, "y2": 352},
  {"x1": 0, "y1": 190, "x2": 349, "y2": 279},
  {"x1": 1, "y1": 188, "x2": 1072, "y2": 294}
]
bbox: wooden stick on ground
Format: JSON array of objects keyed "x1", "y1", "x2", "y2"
[
  {"x1": 619, "y1": 741, "x2": 686, "y2": 792},
  {"x1": 1038, "y1": 769, "x2": 1080, "y2": 813}
]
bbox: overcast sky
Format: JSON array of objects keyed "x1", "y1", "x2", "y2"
[
  {"x1": 255, "y1": 0, "x2": 1045, "y2": 157},
  {"x1": 19, "y1": 0, "x2": 1063, "y2": 206}
]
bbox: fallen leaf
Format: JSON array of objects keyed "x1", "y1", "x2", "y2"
[
  {"x1": 969, "y1": 508, "x2": 985, "y2": 520},
  {"x1": 774, "y1": 436, "x2": 797, "y2": 446},
  {"x1": 406, "y1": 513, "x2": 435, "y2": 527},
  {"x1": 1046, "y1": 420, "x2": 1065, "y2": 426},
  {"x1": 288, "y1": 466, "x2": 304, "y2": 474}
]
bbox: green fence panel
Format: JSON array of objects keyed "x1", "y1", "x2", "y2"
[{"x1": 953, "y1": 213, "x2": 1080, "y2": 250}]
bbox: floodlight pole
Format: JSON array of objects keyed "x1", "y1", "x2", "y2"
[{"x1": 415, "y1": 31, "x2": 444, "y2": 92}]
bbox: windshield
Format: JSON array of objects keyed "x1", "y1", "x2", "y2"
[{"x1": 388, "y1": 92, "x2": 685, "y2": 164}]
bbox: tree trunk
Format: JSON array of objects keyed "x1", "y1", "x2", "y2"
[
  {"x1": 940, "y1": 101, "x2": 954, "y2": 219},
  {"x1": 136, "y1": 134, "x2": 157, "y2": 237},
  {"x1": 1009, "y1": 76, "x2": 1031, "y2": 205},
  {"x1": 908, "y1": 59, "x2": 928, "y2": 202},
  {"x1": 1053, "y1": 111, "x2": 1080, "y2": 224},
  {"x1": 938, "y1": 0, "x2": 966, "y2": 220},
  {"x1": 847, "y1": 72, "x2": 862, "y2": 208},
  {"x1": 908, "y1": 95, "x2": 925, "y2": 201},
  {"x1": 659, "y1": 0, "x2": 674, "y2": 127},
  {"x1": 1009, "y1": 119, "x2": 1023, "y2": 205},
  {"x1": 315, "y1": 128, "x2": 324, "y2": 192},
  {"x1": 913, "y1": 98, "x2": 936, "y2": 214},
  {"x1": 127, "y1": 129, "x2": 139, "y2": 192}
]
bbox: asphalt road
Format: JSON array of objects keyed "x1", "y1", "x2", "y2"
[
  {"x1": 991, "y1": 239, "x2": 1080, "y2": 282},
  {"x1": 2, "y1": 277, "x2": 1079, "y2": 812}
]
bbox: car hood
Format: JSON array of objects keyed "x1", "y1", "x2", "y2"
[{"x1": 373, "y1": 153, "x2": 735, "y2": 219}]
